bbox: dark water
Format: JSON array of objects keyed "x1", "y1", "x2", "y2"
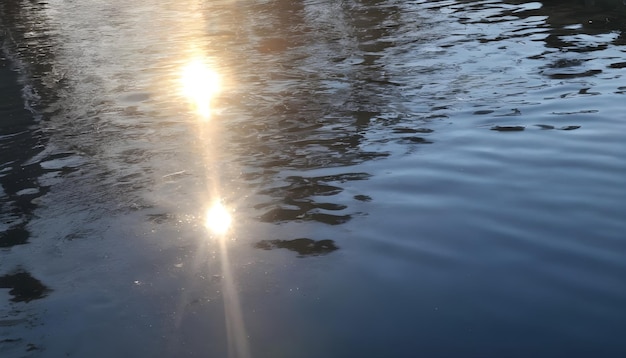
[{"x1": 1, "y1": 0, "x2": 626, "y2": 357}]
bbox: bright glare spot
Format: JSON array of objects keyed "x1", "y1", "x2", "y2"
[
  {"x1": 205, "y1": 202, "x2": 232, "y2": 236},
  {"x1": 181, "y1": 60, "x2": 221, "y2": 118}
]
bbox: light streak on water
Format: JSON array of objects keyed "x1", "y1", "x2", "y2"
[
  {"x1": 217, "y1": 232, "x2": 252, "y2": 358},
  {"x1": 181, "y1": 58, "x2": 251, "y2": 358},
  {"x1": 202, "y1": 203, "x2": 251, "y2": 358}
]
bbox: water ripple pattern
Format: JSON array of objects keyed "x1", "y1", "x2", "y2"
[{"x1": 0, "y1": 0, "x2": 625, "y2": 357}]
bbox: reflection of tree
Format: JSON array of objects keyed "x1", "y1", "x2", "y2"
[
  {"x1": 0, "y1": 270, "x2": 51, "y2": 302},
  {"x1": 0, "y1": 3, "x2": 55, "y2": 311},
  {"x1": 254, "y1": 238, "x2": 338, "y2": 257},
  {"x1": 542, "y1": 0, "x2": 625, "y2": 12},
  {"x1": 527, "y1": 0, "x2": 626, "y2": 77},
  {"x1": 0, "y1": 1, "x2": 63, "y2": 104},
  {"x1": 340, "y1": 0, "x2": 404, "y2": 103},
  {"x1": 468, "y1": 1, "x2": 626, "y2": 74},
  {"x1": 0, "y1": 2, "x2": 59, "y2": 248},
  {"x1": 522, "y1": 0, "x2": 626, "y2": 48},
  {"x1": 223, "y1": 0, "x2": 430, "y2": 229}
]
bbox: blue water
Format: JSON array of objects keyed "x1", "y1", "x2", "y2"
[{"x1": 1, "y1": 0, "x2": 626, "y2": 357}]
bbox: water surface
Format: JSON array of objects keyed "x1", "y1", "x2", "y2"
[{"x1": 1, "y1": 0, "x2": 626, "y2": 357}]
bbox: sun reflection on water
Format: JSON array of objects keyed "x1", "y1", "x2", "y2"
[
  {"x1": 180, "y1": 59, "x2": 221, "y2": 119},
  {"x1": 205, "y1": 201, "x2": 232, "y2": 236},
  {"x1": 180, "y1": 56, "x2": 251, "y2": 358}
]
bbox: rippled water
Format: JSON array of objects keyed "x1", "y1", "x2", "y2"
[{"x1": 1, "y1": 0, "x2": 626, "y2": 357}]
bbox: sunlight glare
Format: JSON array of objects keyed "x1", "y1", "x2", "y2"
[
  {"x1": 181, "y1": 59, "x2": 221, "y2": 118},
  {"x1": 205, "y1": 201, "x2": 232, "y2": 236}
]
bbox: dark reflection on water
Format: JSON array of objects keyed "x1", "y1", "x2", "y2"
[
  {"x1": 0, "y1": 0, "x2": 64, "y2": 251},
  {"x1": 255, "y1": 238, "x2": 338, "y2": 257},
  {"x1": 0, "y1": 270, "x2": 51, "y2": 302},
  {"x1": 532, "y1": 1, "x2": 626, "y2": 79},
  {"x1": 0, "y1": 54, "x2": 46, "y2": 248},
  {"x1": 255, "y1": 172, "x2": 370, "y2": 225},
  {"x1": 1, "y1": 8, "x2": 57, "y2": 354},
  {"x1": 0, "y1": 224, "x2": 28, "y2": 248}
]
